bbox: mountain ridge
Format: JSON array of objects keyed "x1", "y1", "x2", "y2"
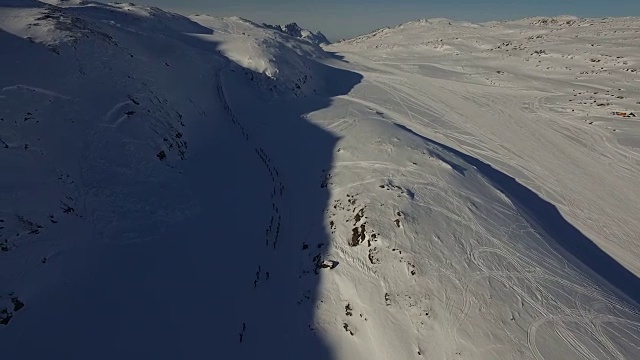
[{"x1": 262, "y1": 21, "x2": 330, "y2": 45}]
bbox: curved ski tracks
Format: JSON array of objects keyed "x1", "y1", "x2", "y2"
[{"x1": 332, "y1": 67, "x2": 640, "y2": 359}]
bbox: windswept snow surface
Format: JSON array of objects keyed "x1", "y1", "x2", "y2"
[{"x1": 1, "y1": 2, "x2": 640, "y2": 359}]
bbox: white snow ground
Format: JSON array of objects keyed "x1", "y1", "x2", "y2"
[{"x1": 1, "y1": 2, "x2": 640, "y2": 359}]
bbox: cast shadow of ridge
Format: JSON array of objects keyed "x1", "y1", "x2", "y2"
[
  {"x1": 0, "y1": 5, "x2": 361, "y2": 360},
  {"x1": 395, "y1": 123, "x2": 640, "y2": 307},
  {"x1": 213, "y1": 53, "x2": 364, "y2": 359},
  {"x1": 72, "y1": 5, "x2": 365, "y2": 359},
  {"x1": 74, "y1": 9, "x2": 364, "y2": 360}
]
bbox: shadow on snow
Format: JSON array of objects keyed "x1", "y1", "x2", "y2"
[
  {"x1": 395, "y1": 123, "x2": 640, "y2": 307},
  {"x1": 0, "y1": 4, "x2": 361, "y2": 360}
]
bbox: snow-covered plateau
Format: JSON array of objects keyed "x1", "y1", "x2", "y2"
[{"x1": 1, "y1": 1, "x2": 640, "y2": 359}]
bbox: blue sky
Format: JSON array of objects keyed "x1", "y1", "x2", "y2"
[{"x1": 136, "y1": 0, "x2": 640, "y2": 40}]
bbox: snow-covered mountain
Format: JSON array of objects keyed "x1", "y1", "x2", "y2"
[
  {"x1": 263, "y1": 22, "x2": 330, "y2": 45},
  {"x1": 0, "y1": 1, "x2": 351, "y2": 358},
  {"x1": 2, "y1": 2, "x2": 640, "y2": 359}
]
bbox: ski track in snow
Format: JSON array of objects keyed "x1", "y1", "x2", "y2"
[{"x1": 1, "y1": 84, "x2": 71, "y2": 99}]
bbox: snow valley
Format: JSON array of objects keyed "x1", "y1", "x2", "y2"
[{"x1": 1, "y1": 1, "x2": 640, "y2": 359}]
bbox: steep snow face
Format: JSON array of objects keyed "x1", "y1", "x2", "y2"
[
  {"x1": 263, "y1": 22, "x2": 331, "y2": 46},
  {"x1": 2, "y1": 2, "x2": 640, "y2": 360}
]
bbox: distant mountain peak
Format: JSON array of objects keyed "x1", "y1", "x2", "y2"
[{"x1": 262, "y1": 22, "x2": 330, "y2": 45}]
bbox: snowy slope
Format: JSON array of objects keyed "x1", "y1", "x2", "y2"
[
  {"x1": 321, "y1": 16, "x2": 640, "y2": 359},
  {"x1": 0, "y1": 1, "x2": 355, "y2": 358},
  {"x1": 2, "y1": 2, "x2": 640, "y2": 360}
]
